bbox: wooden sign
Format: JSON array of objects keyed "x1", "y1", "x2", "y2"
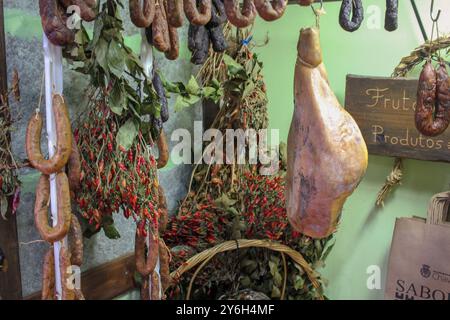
[{"x1": 345, "y1": 74, "x2": 450, "y2": 163}]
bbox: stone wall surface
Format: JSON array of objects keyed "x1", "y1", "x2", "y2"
[{"x1": 4, "y1": 0, "x2": 199, "y2": 297}]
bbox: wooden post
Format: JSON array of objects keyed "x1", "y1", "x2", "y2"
[{"x1": 0, "y1": 0, "x2": 23, "y2": 300}]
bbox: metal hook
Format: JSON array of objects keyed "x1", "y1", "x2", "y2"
[
  {"x1": 311, "y1": 0, "x2": 324, "y2": 16},
  {"x1": 430, "y1": 0, "x2": 441, "y2": 22}
]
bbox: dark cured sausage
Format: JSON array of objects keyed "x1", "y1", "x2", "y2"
[
  {"x1": 135, "y1": 229, "x2": 159, "y2": 276},
  {"x1": 224, "y1": 0, "x2": 256, "y2": 28},
  {"x1": 152, "y1": 73, "x2": 169, "y2": 122},
  {"x1": 41, "y1": 248, "x2": 55, "y2": 300},
  {"x1": 254, "y1": 0, "x2": 287, "y2": 22},
  {"x1": 39, "y1": 0, "x2": 75, "y2": 46},
  {"x1": 208, "y1": 26, "x2": 228, "y2": 52},
  {"x1": 129, "y1": 0, "x2": 155, "y2": 28},
  {"x1": 207, "y1": 0, "x2": 227, "y2": 27},
  {"x1": 415, "y1": 61, "x2": 450, "y2": 137},
  {"x1": 339, "y1": 0, "x2": 364, "y2": 32},
  {"x1": 34, "y1": 173, "x2": 72, "y2": 243},
  {"x1": 26, "y1": 94, "x2": 72, "y2": 175},
  {"x1": 166, "y1": 0, "x2": 184, "y2": 27},
  {"x1": 152, "y1": 2, "x2": 171, "y2": 52},
  {"x1": 298, "y1": 0, "x2": 314, "y2": 5},
  {"x1": 384, "y1": 0, "x2": 398, "y2": 31},
  {"x1": 190, "y1": 25, "x2": 210, "y2": 64},
  {"x1": 59, "y1": 0, "x2": 97, "y2": 22},
  {"x1": 184, "y1": 0, "x2": 212, "y2": 26}
]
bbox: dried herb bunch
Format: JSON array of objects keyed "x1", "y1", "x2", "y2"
[
  {"x1": 0, "y1": 69, "x2": 21, "y2": 220},
  {"x1": 164, "y1": 28, "x2": 334, "y2": 300},
  {"x1": 75, "y1": 99, "x2": 160, "y2": 238},
  {"x1": 65, "y1": 0, "x2": 163, "y2": 236}
]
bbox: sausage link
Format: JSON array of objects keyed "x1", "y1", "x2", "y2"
[
  {"x1": 67, "y1": 134, "x2": 81, "y2": 194},
  {"x1": 159, "y1": 239, "x2": 171, "y2": 292},
  {"x1": 224, "y1": 0, "x2": 256, "y2": 28},
  {"x1": 165, "y1": 25, "x2": 180, "y2": 60},
  {"x1": 167, "y1": 0, "x2": 184, "y2": 27},
  {"x1": 135, "y1": 229, "x2": 159, "y2": 276},
  {"x1": 34, "y1": 173, "x2": 72, "y2": 243},
  {"x1": 158, "y1": 186, "x2": 168, "y2": 233},
  {"x1": 190, "y1": 25, "x2": 210, "y2": 65},
  {"x1": 184, "y1": 0, "x2": 212, "y2": 26},
  {"x1": 298, "y1": 0, "x2": 314, "y2": 5},
  {"x1": 59, "y1": 246, "x2": 76, "y2": 300},
  {"x1": 68, "y1": 214, "x2": 83, "y2": 266},
  {"x1": 39, "y1": 0, "x2": 75, "y2": 46},
  {"x1": 152, "y1": 1, "x2": 171, "y2": 52},
  {"x1": 41, "y1": 248, "x2": 55, "y2": 300},
  {"x1": 150, "y1": 272, "x2": 161, "y2": 300},
  {"x1": 384, "y1": 0, "x2": 398, "y2": 32},
  {"x1": 141, "y1": 278, "x2": 150, "y2": 300},
  {"x1": 26, "y1": 94, "x2": 72, "y2": 175},
  {"x1": 152, "y1": 72, "x2": 169, "y2": 122},
  {"x1": 414, "y1": 61, "x2": 450, "y2": 136},
  {"x1": 208, "y1": 25, "x2": 228, "y2": 52},
  {"x1": 339, "y1": 0, "x2": 364, "y2": 32},
  {"x1": 156, "y1": 129, "x2": 169, "y2": 169},
  {"x1": 207, "y1": 0, "x2": 227, "y2": 27},
  {"x1": 129, "y1": 0, "x2": 155, "y2": 28},
  {"x1": 59, "y1": 0, "x2": 97, "y2": 22},
  {"x1": 254, "y1": 0, "x2": 287, "y2": 22}
]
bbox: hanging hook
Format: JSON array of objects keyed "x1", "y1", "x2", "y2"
[
  {"x1": 311, "y1": 0, "x2": 325, "y2": 27},
  {"x1": 430, "y1": 0, "x2": 441, "y2": 22}
]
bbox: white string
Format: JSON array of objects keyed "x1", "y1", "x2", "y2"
[
  {"x1": 43, "y1": 35, "x2": 66, "y2": 300},
  {"x1": 139, "y1": 29, "x2": 162, "y2": 300}
]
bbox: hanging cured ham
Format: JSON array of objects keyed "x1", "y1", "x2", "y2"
[{"x1": 286, "y1": 27, "x2": 368, "y2": 239}]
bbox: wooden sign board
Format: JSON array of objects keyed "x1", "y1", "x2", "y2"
[{"x1": 345, "y1": 75, "x2": 450, "y2": 163}]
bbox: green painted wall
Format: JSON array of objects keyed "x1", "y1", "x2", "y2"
[{"x1": 253, "y1": 0, "x2": 450, "y2": 299}]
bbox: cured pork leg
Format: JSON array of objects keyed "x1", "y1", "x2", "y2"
[{"x1": 286, "y1": 27, "x2": 368, "y2": 239}]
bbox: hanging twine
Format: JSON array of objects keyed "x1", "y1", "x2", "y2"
[{"x1": 375, "y1": 35, "x2": 450, "y2": 207}]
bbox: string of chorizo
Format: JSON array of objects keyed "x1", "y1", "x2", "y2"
[
  {"x1": 162, "y1": 0, "x2": 180, "y2": 59},
  {"x1": 34, "y1": 173, "x2": 72, "y2": 243},
  {"x1": 39, "y1": 0, "x2": 75, "y2": 46},
  {"x1": 166, "y1": 0, "x2": 184, "y2": 28},
  {"x1": 339, "y1": 0, "x2": 364, "y2": 32},
  {"x1": 152, "y1": 1, "x2": 171, "y2": 52},
  {"x1": 415, "y1": 61, "x2": 449, "y2": 137},
  {"x1": 26, "y1": 94, "x2": 72, "y2": 175},
  {"x1": 156, "y1": 129, "x2": 169, "y2": 169},
  {"x1": 254, "y1": 0, "x2": 287, "y2": 22},
  {"x1": 59, "y1": 0, "x2": 97, "y2": 22},
  {"x1": 41, "y1": 248, "x2": 55, "y2": 300},
  {"x1": 184, "y1": 0, "x2": 212, "y2": 26},
  {"x1": 129, "y1": 0, "x2": 155, "y2": 28},
  {"x1": 224, "y1": 0, "x2": 256, "y2": 28},
  {"x1": 135, "y1": 228, "x2": 159, "y2": 276}
]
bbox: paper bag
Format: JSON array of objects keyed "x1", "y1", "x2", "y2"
[{"x1": 385, "y1": 193, "x2": 450, "y2": 300}]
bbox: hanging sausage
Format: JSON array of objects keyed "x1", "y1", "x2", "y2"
[{"x1": 339, "y1": 0, "x2": 364, "y2": 32}]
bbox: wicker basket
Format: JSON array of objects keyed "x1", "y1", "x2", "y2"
[{"x1": 169, "y1": 239, "x2": 324, "y2": 300}]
